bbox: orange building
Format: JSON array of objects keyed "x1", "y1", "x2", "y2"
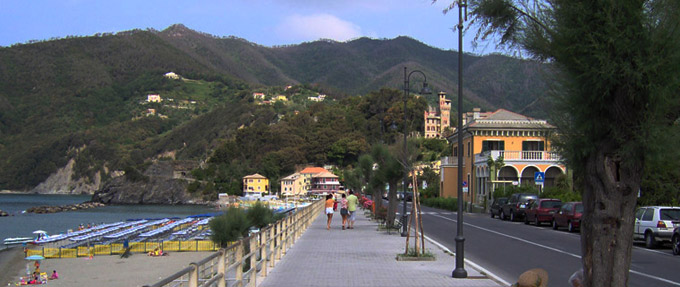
[
  {"x1": 440, "y1": 109, "x2": 567, "y2": 206},
  {"x1": 424, "y1": 92, "x2": 451, "y2": 138}
]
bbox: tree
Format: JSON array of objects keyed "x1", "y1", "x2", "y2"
[
  {"x1": 209, "y1": 206, "x2": 250, "y2": 247},
  {"x1": 461, "y1": 0, "x2": 680, "y2": 286}
]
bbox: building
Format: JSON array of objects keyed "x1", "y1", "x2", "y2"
[
  {"x1": 423, "y1": 92, "x2": 452, "y2": 138},
  {"x1": 273, "y1": 95, "x2": 288, "y2": 102},
  {"x1": 299, "y1": 167, "x2": 329, "y2": 192},
  {"x1": 440, "y1": 109, "x2": 567, "y2": 206},
  {"x1": 253, "y1": 93, "x2": 266, "y2": 100},
  {"x1": 280, "y1": 173, "x2": 306, "y2": 197},
  {"x1": 242, "y1": 173, "x2": 269, "y2": 197},
  {"x1": 147, "y1": 94, "x2": 162, "y2": 103},
  {"x1": 309, "y1": 171, "x2": 341, "y2": 195},
  {"x1": 164, "y1": 72, "x2": 180, "y2": 80}
]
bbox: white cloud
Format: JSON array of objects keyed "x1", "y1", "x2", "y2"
[{"x1": 276, "y1": 14, "x2": 362, "y2": 42}]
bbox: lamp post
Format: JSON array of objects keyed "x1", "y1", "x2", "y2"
[
  {"x1": 401, "y1": 67, "x2": 432, "y2": 237},
  {"x1": 452, "y1": 0, "x2": 468, "y2": 279}
]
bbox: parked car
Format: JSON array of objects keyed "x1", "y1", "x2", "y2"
[
  {"x1": 552, "y1": 202, "x2": 583, "y2": 232},
  {"x1": 633, "y1": 206, "x2": 680, "y2": 248},
  {"x1": 490, "y1": 197, "x2": 508, "y2": 219},
  {"x1": 525, "y1": 199, "x2": 562, "y2": 226},
  {"x1": 672, "y1": 227, "x2": 680, "y2": 255},
  {"x1": 404, "y1": 191, "x2": 413, "y2": 202},
  {"x1": 501, "y1": 193, "x2": 539, "y2": 221}
]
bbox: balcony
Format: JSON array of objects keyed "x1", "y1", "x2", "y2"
[{"x1": 441, "y1": 150, "x2": 562, "y2": 167}]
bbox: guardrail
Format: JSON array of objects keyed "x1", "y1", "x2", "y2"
[{"x1": 144, "y1": 199, "x2": 322, "y2": 287}]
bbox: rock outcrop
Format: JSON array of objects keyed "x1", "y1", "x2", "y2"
[
  {"x1": 31, "y1": 159, "x2": 103, "y2": 195},
  {"x1": 25, "y1": 202, "x2": 106, "y2": 214},
  {"x1": 92, "y1": 161, "x2": 206, "y2": 205}
]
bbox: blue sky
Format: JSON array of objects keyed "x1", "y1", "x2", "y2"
[{"x1": 0, "y1": 0, "x2": 497, "y2": 54}]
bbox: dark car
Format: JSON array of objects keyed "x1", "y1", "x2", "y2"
[
  {"x1": 501, "y1": 193, "x2": 539, "y2": 221},
  {"x1": 525, "y1": 199, "x2": 562, "y2": 226},
  {"x1": 672, "y1": 227, "x2": 680, "y2": 255},
  {"x1": 552, "y1": 202, "x2": 583, "y2": 232},
  {"x1": 490, "y1": 197, "x2": 508, "y2": 219},
  {"x1": 404, "y1": 191, "x2": 413, "y2": 201}
]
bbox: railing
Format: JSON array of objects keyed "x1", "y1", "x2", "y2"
[
  {"x1": 144, "y1": 199, "x2": 323, "y2": 287},
  {"x1": 441, "y1": 151, "x2": 562, "y2": 166}
]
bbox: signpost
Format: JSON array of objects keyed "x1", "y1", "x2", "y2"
[
  {"x1": 534, "y1": 172, "x2": 545, "y2": 193},
  {"x1": 462, "y1": 181, "x2": 468, "y2": 193}
]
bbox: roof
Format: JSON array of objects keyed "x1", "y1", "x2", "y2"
[
  {"x1": 299, "y1": 167, "x2": 329, "y2": 174},
  {"x1": 281, "y1": 173, "x2": 301, "y2": 181},
  {"x1": 312, "y1": 171, "x2": 338, "y2": 178},
  {"x1": 467, "y1": 109, "x2": 554, "y2": 129},
  {"x1": 243, "y1": 173, "x2": 267, "y2": 179}
]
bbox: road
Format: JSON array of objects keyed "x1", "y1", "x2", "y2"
[{"x1": 393, "y1": 202, "x2": 680, "y2": 286}]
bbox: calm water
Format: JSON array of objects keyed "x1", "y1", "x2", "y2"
[{"x1": 0, "y1": 194, "x2": 216, "y2": 243}]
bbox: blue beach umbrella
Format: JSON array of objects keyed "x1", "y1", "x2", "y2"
[{"x1": 25, "y1": 255, "x2": 45, "y2": 261}]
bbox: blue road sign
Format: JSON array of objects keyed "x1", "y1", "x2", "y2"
[{"x1": 534, "y1": 172, "x2": 545, "y2": 185}]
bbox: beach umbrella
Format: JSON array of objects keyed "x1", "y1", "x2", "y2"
[
  {"x1": 32, "y1": 230, "x2": 47, "y2": 234},
  {"x1": 25, "y1": 255, "x2": 45, "y2": 261}
]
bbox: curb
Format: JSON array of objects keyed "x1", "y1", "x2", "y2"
[{"x1": 423, "y1": 234, "x2": 511, "y2": 286}]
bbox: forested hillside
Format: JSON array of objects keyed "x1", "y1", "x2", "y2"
[{"x1": 0, "y1": 24, "x2": 551, "y2": 194}]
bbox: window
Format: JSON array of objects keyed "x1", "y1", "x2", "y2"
[
  {"x1": 453, "y1": 147, "x2": 458, "y2": 157},
  {"x1": 522, "y1": 141, "x2": 545, "y2": 151},
  {"x1": 481, "y1": 140, "x2": 505, "y2": 152},
  {"x1": 642, "y1": 209, "x2": 654, "y2": 221},
  {"x1": 467, "y1": 142, "x2": 471, "y2": 157}
]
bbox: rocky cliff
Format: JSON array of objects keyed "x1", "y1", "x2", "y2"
[
  {"x1": 31, "y1": 159, "x2": 102, "y2": 195},
  {"x1": 91, "y1": 161, "x2": 206, "y2": 205}
]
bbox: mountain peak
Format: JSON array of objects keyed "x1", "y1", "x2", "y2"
[{"x1": 162, "y1": 24, "x2": 197, "y2": 37}]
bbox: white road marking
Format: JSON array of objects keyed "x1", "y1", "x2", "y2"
[
  {"x1": 423, "y1": 234, "x2": 511, "y2": 286},
  {"x1": 428, "y1": 213, "x2": 680, "y2": 286}
]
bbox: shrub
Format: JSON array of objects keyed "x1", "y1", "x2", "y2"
[
  {"x1": 247, "y1": 201, "x2": 274, "y2": 229},
  {"x1": 209, "y1": 206, "x2": 250, "y2": 247},
  {"x1": 421, "y1": 197, "x2": 467, "y2": 212},
  {"x1": 541, "y1": 187, "x2": 582, "y2": 202}
]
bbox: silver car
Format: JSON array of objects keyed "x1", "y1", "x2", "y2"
[{"x1": 634, "y1": 206, "x2": 680, "y2": 248}]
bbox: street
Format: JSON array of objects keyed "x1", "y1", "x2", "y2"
[{"x1": 395, "y1": 202, "x2": 680, "y2": 286}]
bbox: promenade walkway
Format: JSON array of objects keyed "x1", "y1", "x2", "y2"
[{"x1": 259, "y1": 209, "x2": 503, "y2": 287}]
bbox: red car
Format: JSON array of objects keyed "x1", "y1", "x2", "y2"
[
  {"x1": 552, "y1": 202, "x2": 583, "y2": 232},
  {"x1": 524, "y1": 199, "x2": 562, "y2": 226}
]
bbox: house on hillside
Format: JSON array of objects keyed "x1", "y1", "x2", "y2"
[
  {"x1": 253, "y1": 93, "x2": 266, "y2": 100},
  {"x1": 147, "y1": 94, "x2": 162, "y2": 103},
  {"x1": 440, "y1": 109, "x2": 567, "y2": 207},
  {"x1": 164, "y1": 72, "x2": 180, "y2": 80},
  {"x1": 242, "y1": 173, "x2": 269, "y2": 197},
  {"x1": 280, "y1": 173, "x2": 306, "y2": 197},
  {"x1": 299, "y1": 167, "x2": 328, "y2": 192},
  {"x1": 423, "y1": 92, "x2": 451, "y2": 139}
]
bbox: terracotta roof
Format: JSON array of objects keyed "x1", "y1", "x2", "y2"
[
  {"x1": 299, "y1": 167, "x2": 328, "y2": 174},
  {"x1": 243, "y1": 173, "x2": 267, "y2": 179}
]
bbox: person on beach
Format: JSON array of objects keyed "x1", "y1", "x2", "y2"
[
  {"x1": 325, "y1": 194, "x2": 335, "y2": 230},
  {"x1": 346, "y1": 190, "x2": 358, "y2": 229},
  {"x1": 49, "y1": 270, "x2": 59, "y2": 280},
  {"x1": 340, "y1": 193, "x2": 349, "y2": 230}
]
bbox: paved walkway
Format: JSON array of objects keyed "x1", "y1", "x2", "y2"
[{"x1": 259, "y1": 209, "x2": 503, "y2": 287}]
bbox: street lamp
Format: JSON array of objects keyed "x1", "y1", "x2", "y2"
[
  {"x1": 401, "y1": 67, "x2": 432, "y2": 237},
  {"x1": 453, "y1": 0, "x2": 469, "y2": 279}
]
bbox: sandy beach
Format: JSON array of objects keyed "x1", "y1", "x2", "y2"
[{"x1": 1, "y1": 247, "x2": 214, "y2": 287}]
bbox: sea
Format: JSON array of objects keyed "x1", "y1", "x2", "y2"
[{"x1": 0, "y1": 194, "x2": 217, "y2": 246}]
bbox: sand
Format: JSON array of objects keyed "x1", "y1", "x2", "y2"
[{"x1": 0, "y1": 248, "x2": 214, "y2": 287}]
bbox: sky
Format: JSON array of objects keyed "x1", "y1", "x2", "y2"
[{"x1": 0, "y1": 0, "x2": 498, "y2": 55}]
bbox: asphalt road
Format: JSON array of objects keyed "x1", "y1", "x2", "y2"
[{"x1": 393, "y1": 202, "x2": 680, "y2": 287}]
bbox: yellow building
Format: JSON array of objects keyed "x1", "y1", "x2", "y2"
[
  {"x1": 441, "y1": 109, "x2": 567, "y2": 206},
  {"x1": 280, "y1": 173, "x2": 306, "y2": 197},
  {"x1": 424, "y1": 92, "x2": 452, "y2": 138},
  {"x1": 243, "y1": 173, "x2": 269, "y2": 197}
]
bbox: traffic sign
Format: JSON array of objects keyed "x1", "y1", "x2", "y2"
[
  {"x1": 462, "y1": 181, "x2": 468, "y2": 187},
  {"x1": 534, "y1": 172, "x2": 545, "y2": 185}
]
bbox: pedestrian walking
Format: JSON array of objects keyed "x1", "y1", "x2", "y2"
[
  {"x1": 325, "y1": 194, "x2": 335, "y2": 230},
  {"x1": 339, "y1": 193, "x2": 349, "y2": 230},
  {"x1": 346, "y1": 190, "x2": 358, "y2": 229}
]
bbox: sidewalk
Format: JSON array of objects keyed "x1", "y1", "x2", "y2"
[{"x1": 258, "y1": 209, "x2": 504, "y2": 287}]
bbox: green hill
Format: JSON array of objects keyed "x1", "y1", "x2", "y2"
[{"x1": 0, "y1": 24, "x2": 551, "y2": 192}]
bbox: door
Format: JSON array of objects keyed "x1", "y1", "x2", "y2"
[{"x1": 634, "y1": 208, "x2": 646, "y2": 238}]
